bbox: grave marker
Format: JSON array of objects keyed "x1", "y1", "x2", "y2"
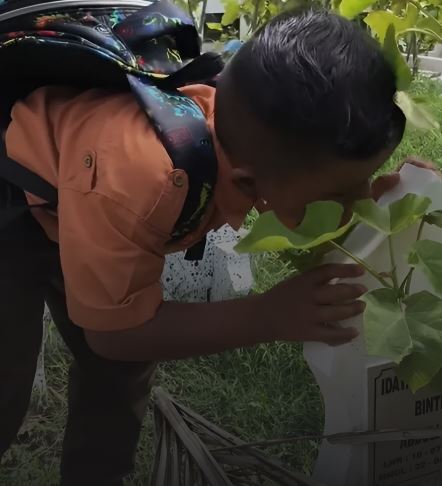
[
  {"x1": 368, "y1": 364, "x2": 442, "y2": 486},
  {"x1": 305, "y1": 165, "x2": 442, "y2": 486}
]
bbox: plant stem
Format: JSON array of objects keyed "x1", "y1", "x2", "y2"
[
  {"x1": 406, "y1": 31, "x2": 413, "y2": 63},
  {"x1": 399, "y1": 268, "x2": 412, "y2": 297},
  {"x1": 409, "y1": 31, "x2": 418, "y2": 76},
  {"x1": 198, "y1": 0, "x2": 208, "y2": 35},
  {"x1": 251, "y1": 0, "x2": 261, "y2": 33},
  {"x1": 400, "y1": 218, "x2": 426, "y2": 296},
  {"x1": 330, "y1": 241, "x2": 393, "y2": 289},
  {"x1": 402, "y1": 27, "x2": 442, "y2": 44},
  {"x1": 388, "y1": 235, "x2": 399, "y2": 291},
  {"x1": 186, "y1": 0, "x2": 197, "y2": 25},
  {"x1": 416, "y1": 217, "x2": 426, "y2": 241}
]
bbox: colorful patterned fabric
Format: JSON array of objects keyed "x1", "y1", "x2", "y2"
[{"x1": 0, "y1": 0, "x2": 220, "y2": 244}]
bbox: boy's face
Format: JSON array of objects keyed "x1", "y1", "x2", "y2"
[
  {"x1": 216, "y1": 106, "x2": 393, "y2": 229},
  {"x1": 247, "y1": 148, "x2": 392, "y2": 228},
  {"x1": 215, "y1": 75, "x2": 397, "y2": 230}
]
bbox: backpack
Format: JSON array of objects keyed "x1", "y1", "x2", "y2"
[{"x1": 0, "y1": 0, "x2": 225, "y2": 260}]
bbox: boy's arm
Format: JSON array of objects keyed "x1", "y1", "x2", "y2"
[
  {"x1": 84, "y1": 263, "x2": 366, "y2": 362},
  {"x1": 5, "y1": 88, "x2": 365, "y2": 359}
]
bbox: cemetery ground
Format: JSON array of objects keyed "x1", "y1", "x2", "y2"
[{"x1": 1, "y1": 77, "x2": 442, "y2": 485}]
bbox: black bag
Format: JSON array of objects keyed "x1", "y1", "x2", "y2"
[{"x1": 0, "y1": 0, "x2": 224, "y2": 259}]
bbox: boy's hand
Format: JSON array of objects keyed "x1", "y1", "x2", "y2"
[
  {"x1": 371, "y1": 157, "x2": 440, "y2": 201},
  {"x1": 260, "y1": 263, "x2": 366, "y2": 346},
  {"x1": 85, "y1": 262, "x2": 366, "y2": 362}
]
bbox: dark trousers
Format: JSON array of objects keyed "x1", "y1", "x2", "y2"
[{"x1": 0, "y1": 185, "x2": 156, "y2": 485}]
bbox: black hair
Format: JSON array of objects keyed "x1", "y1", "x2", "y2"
[{"x1": 221, "y1": 8, "x2": 406, "y2": 160}]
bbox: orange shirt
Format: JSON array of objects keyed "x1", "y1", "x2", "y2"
[{"x1": 5, "y1": 85, "x2": 253, "y2": 331}]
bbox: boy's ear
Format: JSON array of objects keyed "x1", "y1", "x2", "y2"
[{"x1": 231, "y1": 167, "x2": 259, "y2": 200}]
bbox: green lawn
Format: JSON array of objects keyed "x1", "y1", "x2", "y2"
[
  {"x1": 1, "y1": 77, "x2": 442, "y2": 485},
  {"x1": 385, "y1": 76, "x2": 442, "y2": 172}
]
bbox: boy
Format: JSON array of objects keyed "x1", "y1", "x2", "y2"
[{"x1": 0, "y1": 7, "x2": 406, "y2": 485}]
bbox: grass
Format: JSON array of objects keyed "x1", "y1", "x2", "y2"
[
  {"x1": 384, "y1": 76, "x2": 442, "y2": 172},
  {"x1": 1, "y1": 252, "x2": 321, "y2": 485},
  {"x1": 2, "y1": 76, "x2": 442, "y2": 485}
]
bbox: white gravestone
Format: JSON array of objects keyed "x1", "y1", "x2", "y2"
[
  {"x1": 161, "y1": 224, "x2": 253, "y2": 303},
  {"x1": 305, "y1": 165, "x2": 442, "y2": 486},
  {"x1": 368, "y1": 364, "x2": 442, "y2": 486}
]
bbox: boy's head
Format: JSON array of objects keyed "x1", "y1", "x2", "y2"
[{"x1": 215, "y1": 8, "x2": 406, "y2": 227}]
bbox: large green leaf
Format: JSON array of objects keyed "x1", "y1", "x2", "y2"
[
  {"x1": 339, "y1": 0, "x2": 376, "y2": 19},
  {"x1": 404, "y1": 292, "x2": 442, "y2": 359},
  {"x1": 283, "y1": 228, "x2": 353, "y2": 272},
  {"x1": 353, "y1": 194, "x2": 431, "y2": 235},
  {"x1": 221, "y1": 0, "x2": 241, "y2": 25},
  {"x1": 421, "y1": 368, "x2": 442, "y2": 393},
  {"x1": 383, "y1": 24, "x2": 412, "y2": 92},
  {"x1": 408, "y1": 240, "x2": 442, "y2": 295},
  {"x1": 365, "y1": 11, "x2": 404, "y2": 42},
  {"x1": 397, "y1": 292, "x2": 442, "y2": 392},
  {"x1": 206, "y1": 22, "x2": 223, "y2": 30},
  {"x1": 396, "y1": 352, "x2": 442, "y2": 393},
  {"x1": 235, "y1": 211, "x2": 306, "y2": 253},
  {"x1": 363, "y1": 288, "x2": 412, "y2": 362},
  {"x1": 401, "y1": 26, "x2": 442, "y2": 43},
  {"x1": 365, "y1": 4, "x2": 418, "y2": 42},
  {"x1": 235, "y1": 201, "x2": 354, "y2": 253},
  {"x1": 417, "y1": 14, "x2": 442, "y2": 37},
  {"x1": 395, "y1": 91, "x2": 440, "y2": 130},
  {"x1": 364, "y1": 290, "x2": 442, "y2": 392},
  {"x1": 425, "y1": 210, "x2": 442, "y2": 228}
]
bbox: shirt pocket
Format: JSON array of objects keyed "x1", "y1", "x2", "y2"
[
  {"x1": 61, "y1": 148, "x2": 97, "y2": 194},
  {"x1": 143, "y1": 168, "x2": 189, "y2": 238}
]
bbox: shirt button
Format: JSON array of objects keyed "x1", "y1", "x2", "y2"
[
  {"x1": 83, "y1": 154, "x2": 93, "y2": 168},
  {"x1": 173, "y1": 173, "x2": 185, "y2": 187}
]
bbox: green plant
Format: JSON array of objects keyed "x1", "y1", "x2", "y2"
[
  {"x1": 218, "y1": 0, "x2": 322, "y2": 35},
  {"x1": 236, "y1": 193, "x2": 442, "y2": 394},
  {"x1": 203, "y1": 0, "x2": 330, "y2": 42},
  {"x1": 174, "y1": 0, "x2": 207, "y2": 34},
  {"x1": 339, "y1": 0, "x2": 442, "y2": 74},
  {"x1": 213, "y1": 0, "x2": 442, "y2": 63},
  {"x1": 215, "y1": 0, "x2": 439, "y2": 129},
  {"x1": 350, "y1": 0, "x2": 440, "y2": 129}
]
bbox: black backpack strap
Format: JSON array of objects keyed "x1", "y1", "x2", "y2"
[
  {"x1": 128, "y1": 72, "x2": 220, "y2": 261},
  {"x1": 0, "y1": 140, "x2": 57, "y2": 230},
  {"x1": 0, "y1": 0, "x2": 224, "y2": 260},
  {"x1": 0, "y1": 138, "x2": 58, "y2": 206},
  {"x1": 127, "y1": 74, "x2": 218, "y2": 239},
  {"x1": 160, "y1": 52, "x2": 224, "y2": 90}
]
